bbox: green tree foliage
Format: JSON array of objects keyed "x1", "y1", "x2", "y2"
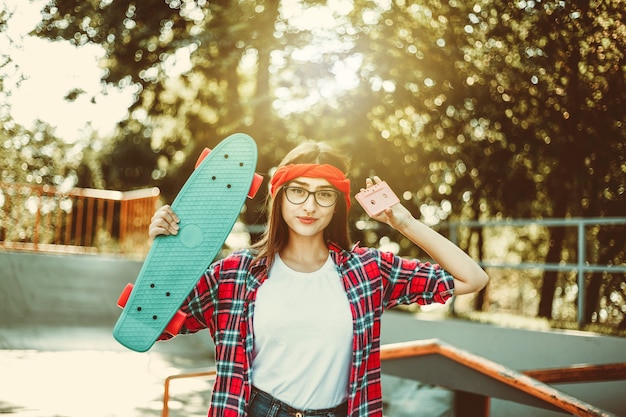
[
  {"x1": 1, "y1": 6, "x2": 87, "y2": 190},
  {"x1": 31, "y1": 0, "x2": 625, "y2": 328},
  {"x1": 465, "y1": 0, "x2": 626, "y2": 321},
  {"x1": 34, "y1": 0, "x2": 292, "y2": 231}
]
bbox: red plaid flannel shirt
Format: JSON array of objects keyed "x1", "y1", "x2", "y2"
[{"x1": 170, "y1": 243, "x2": 455, "y2": 417}]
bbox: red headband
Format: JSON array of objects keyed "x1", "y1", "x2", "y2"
[{"x1": 270, "y1": 164, "x2": 351, "y2": 211}]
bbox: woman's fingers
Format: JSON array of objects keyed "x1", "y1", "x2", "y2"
[
  {"x1": 149, "y1": 205, "x2": 180, "y2": 239},
  {"x1": 363, "y1": 175, "x2": 382, "y2": 190}
]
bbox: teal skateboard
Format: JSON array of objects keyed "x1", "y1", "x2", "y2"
[{"x1": 113, "y1": 133, "x2": 262, "y2": 352}]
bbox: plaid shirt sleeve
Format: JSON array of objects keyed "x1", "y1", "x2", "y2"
[
  {"x1": 156, "y1": 262, "x2": 219, "y2": 342},
  {"x1": 376, "y1": 249, "x2": 455, "y2": 309},
  {"x1": 341, "y1": 245, "x2": 455, "y2": 417},
  {"x1": 173, "y1": 251, "x2": 261, "y2": 417},
  {"x1": 155, "y1": 249, "x2": 266, "y2": 417}
]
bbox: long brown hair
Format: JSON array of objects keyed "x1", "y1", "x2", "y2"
[{"x1": 253, "y1": 141, "x2": 352, "y2": 264}]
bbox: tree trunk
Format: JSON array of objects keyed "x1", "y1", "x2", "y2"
[
  {"x1": 584, "y1": 273, "x2": 602, "y2": 325},
  {"x1": 242, "y1": 0, "x2": 281, "y2": 242},
  {"x1": 538, "y1": 191, "x2": 569, "y2": 319},
  {"x1": 473, "y1": 227, "x2": 487, "y2": 311},
  {"x1": 537, "y1": 226, "x2": 566, "y2": 319}
]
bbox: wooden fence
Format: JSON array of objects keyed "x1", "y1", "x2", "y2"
[{"x1": 0, "y1": 182, "x2": 160, "y2": 258}]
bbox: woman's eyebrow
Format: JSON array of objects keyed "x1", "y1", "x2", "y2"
[{"x1": 288, "y1": 179, "x2": 335, "y2": 190}]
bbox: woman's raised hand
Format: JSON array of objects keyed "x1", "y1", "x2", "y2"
[
  {"x1": 363, "y1": 176, "x2": 412, "y2": 229},
  {"x1": 148, "y1": 204, "x2": 180, "y2": 240}
]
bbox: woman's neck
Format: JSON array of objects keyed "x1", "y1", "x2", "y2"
[{"x1": 280, "y1": 235, "x2": 329, "y2": 273}]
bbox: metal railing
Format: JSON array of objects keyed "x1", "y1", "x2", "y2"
[
  {"x1": 447, "y1": 217, "x2": 626, "y2": 326},
  {"x1": 162, "y1": 369, "x2": 217, "y2": 417},
  {"x1": 0, "y1": 182, "x2": 160, "y2": 257}
]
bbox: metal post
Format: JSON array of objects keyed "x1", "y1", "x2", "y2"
[
  {"x1": 577, "y1": 221, "x2": 585, "y2": 327},
  {"x1": 448, "y1": 223, "x2": 458, "y2": 315}
]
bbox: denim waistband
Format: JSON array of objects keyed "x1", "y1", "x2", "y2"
[{"x1": 250, "y1": 386, "x2": 349, "y2": 417}]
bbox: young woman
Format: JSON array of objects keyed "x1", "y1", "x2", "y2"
[{"x1": 149, "y1": 140, "x2": 488, "y2": 417}]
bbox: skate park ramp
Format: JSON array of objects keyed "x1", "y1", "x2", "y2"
[{"x1": 0, "y1": 250, "x2": 213, "y2": 353}]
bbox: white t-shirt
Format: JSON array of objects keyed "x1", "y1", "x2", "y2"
[{"x1": 251, "y1": 254, "x2": 353, "y2": 410}]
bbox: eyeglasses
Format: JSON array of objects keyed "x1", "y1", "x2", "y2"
[{"x1": 283, "y1": 186, "x2": 339, "y2": 207}]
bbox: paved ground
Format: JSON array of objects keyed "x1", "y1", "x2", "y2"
[{"x1": 0, "y1": 326, "x2": 216, "y2": 417}]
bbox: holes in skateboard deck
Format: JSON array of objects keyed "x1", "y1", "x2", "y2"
[
  {"x1": 208, "y1": 177, "x2": 236, "y2": 190},
  {"x1": 130, "y1": 283, "x2": 173, "y2": 321}
]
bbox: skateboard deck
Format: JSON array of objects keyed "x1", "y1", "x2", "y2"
[{"x1": 113, "y1": 133, "x2": 260, "y2": 352}]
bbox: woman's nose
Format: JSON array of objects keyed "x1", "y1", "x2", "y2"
[{"x1": 302, "y1": 192, "x2": 317, "y2": 210}]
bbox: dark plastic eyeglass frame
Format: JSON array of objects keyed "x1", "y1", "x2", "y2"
[{"x1": 282, "y1": 186, "x2": 339, "y2": 207}]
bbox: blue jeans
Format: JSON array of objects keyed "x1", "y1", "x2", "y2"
[{"x1": 247, "y1": 386, "x2": 348, "y2": 417}]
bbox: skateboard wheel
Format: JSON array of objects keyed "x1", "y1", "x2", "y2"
[
  {"x1": 248, "y1": 173, "x2": 263, "y2": 199},
  {"x1": 165, "y1": 310, "x2": 186, "y2": 335},
  {"x1": 195, "y1": 147, "x2": 212, "y2": 169},
  {"x1": 117, "y1": 283, "x2": 134, "y2": 308}
]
